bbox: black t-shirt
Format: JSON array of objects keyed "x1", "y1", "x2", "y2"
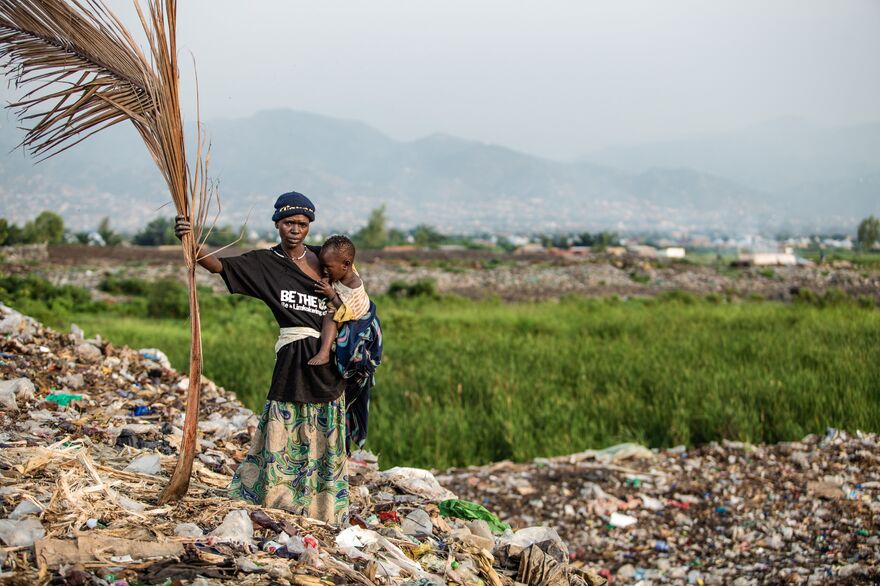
[{"x1": 219, "y1": 244, "x2": 344, "y2": 403}]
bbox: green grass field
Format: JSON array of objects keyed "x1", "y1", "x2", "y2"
[{"x1": 3, "y1": 275, "x2": 879, "y2": 468}]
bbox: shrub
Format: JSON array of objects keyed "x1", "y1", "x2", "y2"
[
  {"x1": 0, "y1": 274, "x2": 91, "y2": 309},
  {"x1": 792, "y1": 287, "x2": 819, "y2": 306},
  {"x1": 821, "y1": 288, "x2": 850, "y2": 307},
  {"x1": 132, "y1": 217, "x2": 176, "y2": 246},
  {"x1": 146, "y1": 278, "x2": 188, "y2": 319},
  {"x1": 0, "y1": 274, "x2": 99, "y2": 322},
  {"x1": 705, "y1": 292, "x2": 723, "y2": 305},
  {"x1": 99, "y1": 275, "x2": 149, "y2": 296},
  {"x1": 857, "y1": 295, "x2": 876, "y2": 309},
  {"x1": 387, "y1": 278, "x2": 438, "y2": 299},
  {"x1": 629, "y1": 272, "x2": 651, "y2": 284},
  {"x1": 660, "y1": 290, "x2": 698, "y2": 305}
]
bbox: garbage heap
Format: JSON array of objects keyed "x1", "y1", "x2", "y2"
[
  {"x1": 0, "y1": 302, "x2": 605, "y2": 586},
  {"x1": 437, "y1": 436, "x2": 880, "y2": 584}
]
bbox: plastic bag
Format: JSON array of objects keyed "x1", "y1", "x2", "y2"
[{"x1": 438, "y1": 499, "x2": 510, "y2": 534}]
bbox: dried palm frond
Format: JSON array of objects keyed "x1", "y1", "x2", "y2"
[{"x1": 1, "y1": 0, "x2": 211, "y2": 503}]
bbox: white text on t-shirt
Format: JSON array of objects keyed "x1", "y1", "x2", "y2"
[{"x1": 280, "y1": 290, "x2": 327, "y2": 315}]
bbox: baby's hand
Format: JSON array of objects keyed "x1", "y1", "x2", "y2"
[{"x1": 315, "y1": 279, "x2": 334, "y2": 299}]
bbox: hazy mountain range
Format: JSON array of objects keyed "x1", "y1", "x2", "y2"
[{"x1": 1, "y1": 109, "x2": 877, "y2": 235}]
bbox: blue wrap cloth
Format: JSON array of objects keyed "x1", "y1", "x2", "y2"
[{"x1": 335, "y1": 301, "x2": 383, "y2": 452}]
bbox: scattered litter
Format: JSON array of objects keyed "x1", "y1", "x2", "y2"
[
  {"x1": 70, "y1": 323, "x2": 85, "y2": 340},
  {"x1": 60, "y1": 373, "x2": 85, "y2": 389},
  {"x1": 34, "y1": 536, "x2": 183, "y2": 568},
  {"x1": 138, "y1": 348, "x2": 172, "y2": 369},
  {"x1": 209, "y1": 509, "x2": 255, "y2": 546},
  {"x1": 44, "y1": 392, "x2": 84, "y2": 407},
  {"x1": 640, "y1": 494, "x2": 665, "y2": 511},
  {"x1": 9, "y1": 498, "x2": 43, "y2": 520},
  {"x1": 437, "y1": 430, "x2": 880, "y2": 584},
  {"x1": 0, "y1": 517, "x2": 46, "y2": 547},
  {"x1": 0, "y1": 386, "x2": 17, "y2": 411},
  {"x1": 499, "y1": 525, "x2": 569, "y2": 560},
  {"x1": 400, "y1": 507, "x2": 433, "y2": 536},
  {"x1": 439, "y1": 498, "x2": 511, "y2": 533},
  {"x1": 807, "y1": 480, "x2": 845, "y2": 499},
  {"x1": 380, "y1": 466, "x2": 457, "y2": 501},
  {"x1": 174, "y1": 522, "x2": 204, "y2": 538},
  {"x1": 608, "y1": 512, "x2": 638, "y2": 528},
  {"x1": 124, "y1": 453, "x2": 162, "y2": 475},
  {"x1": 2, "y1": 377, "x2": 36, "y2": 398},
  {"x1": 595, "y1": 442, "x2": 655, "y2": 462},
  {"x1": 75, "y1": 342, "x2": 103, "y2": 363},
  {"x1": 335, "y1": 525, "x2": 378, "y2": 549}
]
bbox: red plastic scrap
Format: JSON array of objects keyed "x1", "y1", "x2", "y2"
[{"x1": 378, "y1": 510, "x2": 400, "y2": 524}]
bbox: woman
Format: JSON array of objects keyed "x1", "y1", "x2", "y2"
[{"x1": 175, "y1": 191, "x2": 348, "y2": 525}]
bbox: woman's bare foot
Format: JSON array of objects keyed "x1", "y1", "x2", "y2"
[{"x1": 308, "y1": 352, "x2": 330, "y2": 366}]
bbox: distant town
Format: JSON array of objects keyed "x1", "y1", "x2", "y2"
[{"x1": 2, "y1": 207, "x2": 878, "y2": 270}]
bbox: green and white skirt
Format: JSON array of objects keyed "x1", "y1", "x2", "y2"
[{"x1": 228, "y1": 398, "x2": 349, "y2": 525}]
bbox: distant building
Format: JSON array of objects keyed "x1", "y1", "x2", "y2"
[
  {"x1": 550, "y1": 246, "x2": 591, "y2": 257},
  {"x1": 822, "y1": 238, "x2": 854, "y2": 250},
  {"x1": 86, "y1": 231, "x2": 106, "y2": 246},
  {"x1": 383, "y1": 245, "x2": 417, "y2": 252},
  {"x1": 628, "y1": 245, "x2": 658, "y2": 258},
  {"x1": 736, "y1": 252, "x2": 797, "y2": 266},
  {"x1": 658, "y1": 247, "x2": 686, "y2": 259},
  {"x1": 514, "y1": 243, "x2": 546, "y2": 255}
]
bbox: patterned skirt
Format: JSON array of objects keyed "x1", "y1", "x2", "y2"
[{"x1": 228, "y1": 398, "x2": 349, "y2": 525}]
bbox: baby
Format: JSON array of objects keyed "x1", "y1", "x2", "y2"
[{"x1": 308, "y1": 235, "x2": 370, "y2": 365}]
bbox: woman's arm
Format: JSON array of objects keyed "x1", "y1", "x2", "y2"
[{"x1": 174, "y1": 216, "x2": 223, "y2": 274}]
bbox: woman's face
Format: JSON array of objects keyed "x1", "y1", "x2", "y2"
[{"x1": 276, "y1": 214, "x2": 310, "y2": 249}]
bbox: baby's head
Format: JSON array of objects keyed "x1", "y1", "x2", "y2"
[{"x1": 319, "y1": 235, "x2": 356, "y2": 281}]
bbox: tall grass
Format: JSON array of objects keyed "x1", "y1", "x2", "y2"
[
  {"x1": 368, "y1": 295, "x2": 880, "y2": 467},
  {"x1": 3, "y1": 275, "x2": 878, "y2": 468}
]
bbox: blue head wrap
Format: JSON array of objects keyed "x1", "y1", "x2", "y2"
[{"x1": 272, "y1": 191, "x2": 315, "y2": 223}]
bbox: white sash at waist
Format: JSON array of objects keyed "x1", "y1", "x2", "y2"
[{"x1": 275, "y1": 327, "x2": 321, "y2": 354}]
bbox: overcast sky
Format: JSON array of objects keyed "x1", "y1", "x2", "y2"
[{"x1": 3, "y1": 0, "x2": 879, "y2": 160}]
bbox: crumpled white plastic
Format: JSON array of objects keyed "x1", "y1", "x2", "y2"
[{"x1": 379, "y1": 467, "x2": 457, "y2": 501}]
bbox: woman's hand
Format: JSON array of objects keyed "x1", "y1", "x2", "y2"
[
  {"x1": 174, "y1": 216, "x2": 192, "y2": 240},
  {"x1": 174, "y1": 215, "x2": 223, "y2": 273}
]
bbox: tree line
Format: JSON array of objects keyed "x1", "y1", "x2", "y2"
[
  {"x1": 858, "y1": 216, "x2": 879, "y2": 251},
  {"x1": 2, "y1": 208, "x2": 879, "y2": 251},
  {"x1": 0, "y1": 212, "x2": 238, "y2": 247}
]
